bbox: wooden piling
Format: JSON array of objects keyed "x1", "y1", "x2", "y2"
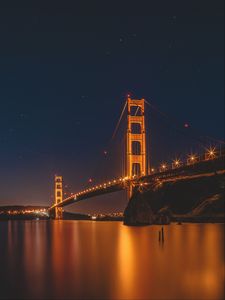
[{"x1": 161, "y1": 227, "x2": 164, "y2": 242}]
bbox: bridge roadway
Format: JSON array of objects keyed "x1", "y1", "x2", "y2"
[
  {"x1": 49, "y1": 155, "x2": 225, "y2": 211},
  {"x1": 50, "y1": 179, "x2": 127, "y2": 210}
]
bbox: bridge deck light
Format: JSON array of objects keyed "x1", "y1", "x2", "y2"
[
  {"x1": 206, "y1": 147, "x2": 216, "y2": 159},
  {"x1": 187, "y1": 153, "x2": 197, "y2": 165},
  {"x1": 189, "y1": 154, "x2": 196, "y2": 161},
  {"x1": 173, "y1": 159, "x2": 181, "y2": 168},
  {"x1": 160, "y1": 163, "x2": 167, "y2": 170}
]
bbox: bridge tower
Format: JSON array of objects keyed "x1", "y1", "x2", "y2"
[
  {"x1": 54, "y1": 175, "x2": 63, "y2": 219},
  {"x1": 126, "y1": 97, "x2": 147, "y2": 197}
]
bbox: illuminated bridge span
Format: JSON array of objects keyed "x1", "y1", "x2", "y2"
[{"x1": 49, "y1": 96, "x2": 225, "y2": 218}]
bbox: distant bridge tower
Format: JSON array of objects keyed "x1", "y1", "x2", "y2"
[
  {"x1": 126, "y1": 97, "x2": 147, "y2": 196},
  {"x1": 54, "y1": 175, "x2": 63, "y2": 219}
]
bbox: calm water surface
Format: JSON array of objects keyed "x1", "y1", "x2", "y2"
[{"x1": 0, "y1": 221, "x2": 224, "y2": 300}]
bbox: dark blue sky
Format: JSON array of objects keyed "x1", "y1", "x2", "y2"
[{"x1": 0, "y1": 1, "x2": 224, "y2": 213}]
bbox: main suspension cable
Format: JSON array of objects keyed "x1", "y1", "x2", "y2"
[
  {"x1": 144, "y1": 99, "x2": 224, "y2": 147},
  {"x1": 111, "y1": 100, "x2": 127, "y2": 141}
]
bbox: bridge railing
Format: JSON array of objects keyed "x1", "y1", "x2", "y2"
[{"x1": 149, "y1": 146, "x2": 224, "y2": 175}]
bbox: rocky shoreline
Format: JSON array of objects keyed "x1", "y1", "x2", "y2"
[{"x1": 124, "y1": 172, "x2": 225, "y2": 226}]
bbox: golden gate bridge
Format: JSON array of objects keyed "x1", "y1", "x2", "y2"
[{"x1": 49, "y1": 96, "x2": 225, "y2": 218}]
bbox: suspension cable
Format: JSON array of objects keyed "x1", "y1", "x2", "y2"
[
  {"x1": 111, "y1": 100, "x2": 127, "y2": 141},
  {"x1": 144, "y1": 99, "x2": 225, "y2": 146}
]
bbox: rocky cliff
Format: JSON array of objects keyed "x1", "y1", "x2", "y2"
[{"x1": 124, "y1": 172, "x2": 225, "y2": 226}]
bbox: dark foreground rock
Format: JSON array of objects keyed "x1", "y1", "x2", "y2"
[
  {"x1": 124, "y1": 172, "x2": 225, "y2": 226},
  {"x1": 124, "y1": 190, "x2": 155, "y2": 225}
]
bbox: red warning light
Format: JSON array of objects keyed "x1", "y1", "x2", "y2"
[
  {"x1": 88, "y1": 178, "x2": 93, "y2": 183},
  {"x1": 184, "y1": 123, "x2": 189, "y2": 128},
  {"x1": 103, "y1": 150, "x2": 107, "y2": 155}
]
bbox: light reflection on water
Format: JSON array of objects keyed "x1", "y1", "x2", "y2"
[{"x1": 0, "y1": 221, "x2": 224, "y2": 299}]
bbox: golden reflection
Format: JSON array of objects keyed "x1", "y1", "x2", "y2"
[
  {"x1": 179, "y1": 224, "x2": 224, "y2": 300},
  {"x1": 51, "y1": 220, "x2": 67, "y2": 295},
  {"x1": 7, "y1": 221, "x2": 13, "y2": 257},
  {"x1": 4, "y1": 221, "x2": 225, "y2": 300},
  {"x1": 23, "y1": 221, "x2": 48, "y2": 297},
  {"x1": 117, "y1": 226, "x2": 135, "y2": 299}
]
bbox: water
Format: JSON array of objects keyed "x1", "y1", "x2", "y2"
[{"x1": 0, "y1": 221, "x2": 224, "y2": 300}]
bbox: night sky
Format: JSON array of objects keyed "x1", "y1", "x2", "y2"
[{"x1": 0, "y1": 1, "x2": 224, "y2": 213}]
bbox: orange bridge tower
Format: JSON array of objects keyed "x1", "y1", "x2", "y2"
[
  {"x1": 126, "y1": 97, "x2": 147, "y2": 196},
  {"x1": 54, "y1": 175, "x2": 63, "y2": 219}
]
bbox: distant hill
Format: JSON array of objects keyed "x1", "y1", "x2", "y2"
[
  {"x1": 0, "y1": 205, "x2": 48, "y2": 211},
  {"x1": 0, "y1": 205, "x2": 49, "y2": 220},
  {"x1": 62, "y1": 211, "x2": 91, "y2": 220}
]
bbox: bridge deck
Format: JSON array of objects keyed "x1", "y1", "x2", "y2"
[{"x1": 49, "y1": 155, "x2": 225, "y2": 210}]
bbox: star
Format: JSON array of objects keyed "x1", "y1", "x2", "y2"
[
  {"x1": 19, "y1": 113, "x2": 26, "y2": 119},
  {"x1": 169, "y1": 43, "x2": 173, "y2": 49},
  {"x1": 81, "y1": 95, "x2": 87, "y2": 101},
  {"x1": 8, "y1": 128, "x2": 15, "y2": 133}
]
